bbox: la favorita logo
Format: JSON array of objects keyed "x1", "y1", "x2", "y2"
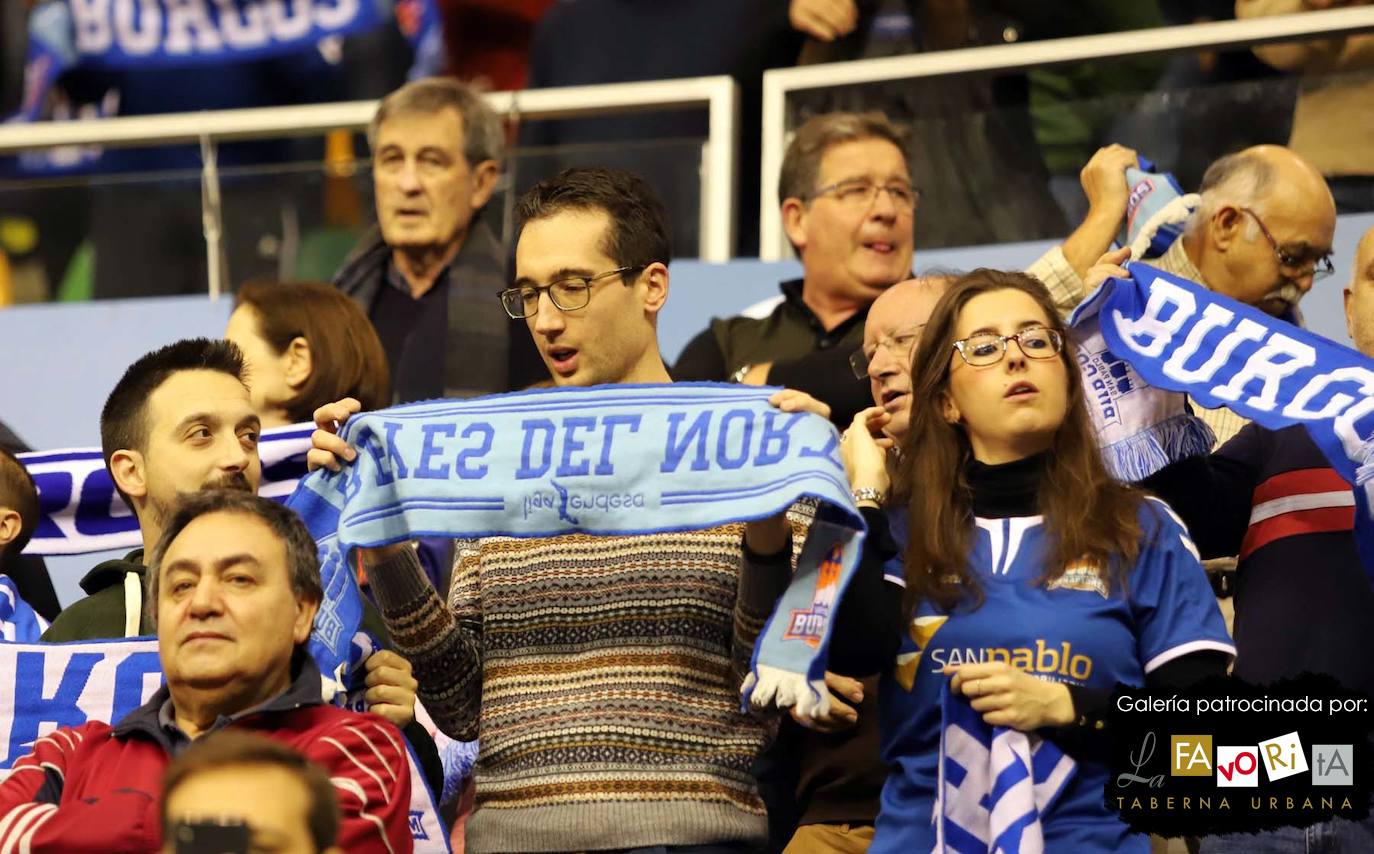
[{"x1": 1105, "y1": 676, "x2": 1373, "y2": 837}]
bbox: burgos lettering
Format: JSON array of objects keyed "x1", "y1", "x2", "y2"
[
  {"x1": 71, "y1": 0, "x2": 366, "y2": 59},
  {"x1": 783, "y1": 544, "x2": 843, "y2": 648},
  {"x1": 927, "y1": 639, "x2": 1093, "y2": 683}
]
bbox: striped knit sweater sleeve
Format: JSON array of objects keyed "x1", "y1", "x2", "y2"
[{"x1": 367, "y1": 545, "x2": 484, "y2": 741}]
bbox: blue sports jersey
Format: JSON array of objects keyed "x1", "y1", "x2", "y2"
[{"x1": 872, "y1": 498, "x2": 1234, "y2": 853}]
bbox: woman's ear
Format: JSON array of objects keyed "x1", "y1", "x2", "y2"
[
  {"x1": 941, "y1": 390, "x2": 961, "y2": 425},
  {"x1": 282, "y1": 336, "x2": 313, "y2": 391}
]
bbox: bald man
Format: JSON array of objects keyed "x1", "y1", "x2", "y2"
[
  {"x1": 1082, "y1": 145, "x2": 1337, "y2": 447},
  {"x1": 762, "y1": 275, "x2": 956, "y2": 854},
  {"x1": 856, "y1": 275, "x2": 956, "y2": 441},
  {"x1": 1137, "y1": 227, "x2": 1374, "y2": 851}
]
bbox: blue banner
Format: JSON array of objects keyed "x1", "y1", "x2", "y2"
[{"x1": 1095, "y1": 263, "x2": 1374, "y2": 580}]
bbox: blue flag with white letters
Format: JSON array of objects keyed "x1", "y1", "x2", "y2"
[{"x1": 1087, "y1": 263, "x2": 1374, "y2": 583}]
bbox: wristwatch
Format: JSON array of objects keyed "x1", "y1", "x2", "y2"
[{"x1": 852, "y1": 487, "x2": 886, "y2": 506}]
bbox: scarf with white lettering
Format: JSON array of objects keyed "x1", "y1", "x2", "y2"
[
  {"x1": 285, "y1": 383, "x2": 867, "y2": 717},
  {"x1": 7, "y1": 0, "x2": 441, "y2": 173},
  {"x1": 1076, "y1": 263, "x2": 1374, "y2": 582}
]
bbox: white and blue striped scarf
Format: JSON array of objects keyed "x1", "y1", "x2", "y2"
[
  {"x1": 286, "y1": 382, "x2": 867, "y2": 717},
  {"x1": 934, "y1": 684, "x2": 1076, "y2": 854},
  {"x1": 0, "y1": 576, "x2": 47, "y2": 643}
]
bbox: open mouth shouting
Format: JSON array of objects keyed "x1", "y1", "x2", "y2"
[{"x1": 545, "y1": 344, "x2": 580, "y2": 376}]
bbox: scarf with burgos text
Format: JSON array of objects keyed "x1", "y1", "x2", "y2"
[
  {"x1": 285, "y1": 383, "x2": 867, "y2": 717},
  {"x1": 1074, "y1": 262, "x2": 1374, "y2": 584}
]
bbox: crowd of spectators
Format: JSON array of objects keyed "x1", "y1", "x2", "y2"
[
  {"x1": 0, "y1": 3, "x2": 1372, "y2": 853},
  {"x1": 1, "y1": 1, "x2": 1371, "y2": 303}
]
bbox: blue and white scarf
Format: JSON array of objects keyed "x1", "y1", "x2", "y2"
[
  {"x1": 934, "y1": 684, "x2": 1076, "y2": 854},
  {"x1": 1076, "y1": 263, "x2": 1374, "y2": 582},
  {"x1": 286, "y1": 383, "x2": 867, "y2": 717},
  {"x1": 0, "y1": 635, "x2": 450, "y2": 850},
  {"x1": 16, "y1": 423, "x2": 312, "y2": 556},
  {"x1": 0, "y1": 576, "x2": 48, "y2": 642},
  {"x1": 1117, "y1": 155, "x2": 1195, "y2": 260}
]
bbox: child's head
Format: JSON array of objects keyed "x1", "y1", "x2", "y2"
[{"x1": 0, "y1": 448, "x2": 38, "y2": 563}]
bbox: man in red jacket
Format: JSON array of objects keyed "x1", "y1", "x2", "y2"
[{"x1": 0, "y1": 490, "x2": 413, "y2": 853}]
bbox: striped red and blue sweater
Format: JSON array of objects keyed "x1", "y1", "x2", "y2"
[{"x1": 1142, "y1": 422, "x2": 1374, "y2": 699}]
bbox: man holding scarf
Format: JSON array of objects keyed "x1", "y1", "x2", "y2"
[
  {"x1": 1074, "y1": 228, "x2": 1374, "y2": 851},
  {"x1": 1060, "y1": 145, "x2": 1337, "y2": 446},
  {"x1": 308, "y1": 167, "x2": 835, "y2": 853}
]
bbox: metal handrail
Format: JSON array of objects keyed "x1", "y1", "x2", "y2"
[
  {"x1": 0, "y1": 75, "x2": 739, "y2": 263},
  {"x1": 759, "y1": 6, "x2": 1374, "y2": 260}
]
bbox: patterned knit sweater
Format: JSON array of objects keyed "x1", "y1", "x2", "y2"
[{"x1": 367, "y1": 525, "x2": 791, "y2": 853}]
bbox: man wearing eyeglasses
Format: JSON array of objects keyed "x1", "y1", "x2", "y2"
[
  {"x1": 310, "y1": 167, "x2": 831, "y2": 853},
  {"x1": 672, "y1": 112, "x2": 1137, "y2": 430},
  {"x1": 1084, "y1": 145, "x2": 1337, "y2": 447},
  {"x1": 672, "y1": 111, "x2": 917, "y2": 427}
]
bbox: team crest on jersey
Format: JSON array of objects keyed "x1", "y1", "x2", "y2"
[
  {"x1": 895, "y1": 615, "x2": 948, "y2": 690},
  {"x1": 1047, "y1": 561, "x2": 1109, "y2": 598},
  {"x1": 782, "y1": 543, "x2": 844, "y2": 648}
]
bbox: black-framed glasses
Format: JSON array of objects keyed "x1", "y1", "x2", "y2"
[
  {"x1": 848, "y1": 325, "x2": 925, "y2": 379},
  {"x1": 1238, "y1": 208, "x2": 1334, "y2": 279},
  {"x1": 499, "y1": 265, "x2": 645, "y2": 319},
  {"x1": 952, "y1": 326, "x2": 1064, "y2": 367},
  {"x1": 806, "y1": 178, "x2": 920, "y2": 212}
]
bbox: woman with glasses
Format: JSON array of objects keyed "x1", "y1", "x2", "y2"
[{"x1": 797, "y1": 269, "x2": 1234, "y2": 852}]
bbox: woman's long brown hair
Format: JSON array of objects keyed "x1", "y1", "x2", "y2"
[{"x1": 894, "y1": 269, "x2": 1146, "y2": 614}]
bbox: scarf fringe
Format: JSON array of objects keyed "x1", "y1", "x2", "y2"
[
  {"x1": 1099, "y1": 413, "x2": 1216, "y2": 482},
  {"x1": 741, "y1": 665, "x2": 829, "y2": 718}
]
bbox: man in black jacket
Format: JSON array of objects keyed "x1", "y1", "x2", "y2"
[{"x1": 334, "y1": 77, "x2": 544, "y2": 403}]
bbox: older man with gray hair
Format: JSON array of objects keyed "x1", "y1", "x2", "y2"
[
  {"x1": 1055, "y1": 144, "x2": 1337, "y2": 446},
  {"x1": 335, "y1": 77, "x2": 543, "y2": 403}
]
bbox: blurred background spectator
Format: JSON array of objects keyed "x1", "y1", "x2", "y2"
[{"x1": 1238, "y1": 0, "x2": 1374, "y2": 214}]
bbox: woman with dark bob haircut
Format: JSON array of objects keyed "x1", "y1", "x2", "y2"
[
  {"x1": 225, "y1": 280, "x2": 390, "y2": 426},
  {"x1": 742, "y1": 269, "x2": 1235, "y2": 852}
]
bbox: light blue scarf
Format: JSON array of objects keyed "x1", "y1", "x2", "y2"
[{"x1": 286, "y1": 383, "x2": 867, "y2": 716}]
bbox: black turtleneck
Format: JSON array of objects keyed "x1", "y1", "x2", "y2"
[
  {"x1": 823, "y1": 450, "x2": 1229, "y2": 747},
  {"x1": 965, "y1": 452, "x2": 1047, "y2": 518}
]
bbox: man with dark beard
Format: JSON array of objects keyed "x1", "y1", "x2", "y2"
[
  {"x1": 45, "y1": 339, "x2": 261, "y2": 640},
  {"x1": 40, "y1": 339, "x2": 442, "y2": 796}
]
